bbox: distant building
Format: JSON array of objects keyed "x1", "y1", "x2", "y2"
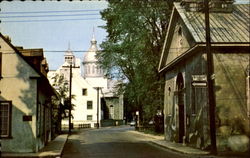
[
  {"x1": 48, "y1": 34, "x2": 124, "y2": 128},
  {"x1": 0, "y1": 33, "x2": 59, "y2": 153},
  {"x1": 158, "y1": 1, "x2": 250, "y2": 152}
]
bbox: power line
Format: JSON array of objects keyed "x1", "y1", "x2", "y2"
[
  {"x1": 1, "y1": 17, "x2": 101, "y2": 23},
  {"x1": 0, "y1": 13, "x2": 100, "y2": 18},
  {"x1": 0, "y1": 9, "x2": 103, "y2": 15}
]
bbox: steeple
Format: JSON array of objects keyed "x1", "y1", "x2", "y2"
[
  {"x1": 64, "y1": 42, "x2": 75, "y2": 65},
  {"x1": 68, "y1": 41, "x2": 71, "y2": 50},
  {"x1": 91, "y1": 27, "x2": 97, "y2": 45}
]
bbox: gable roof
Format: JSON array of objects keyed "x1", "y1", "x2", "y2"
[
  {"x1": 0, "y1": 33, "x2": 57, "y2": 96},
  {"x1": 176, "y1": 3, "x2": 250, "y2": 43},
  {"x1": 158, "y1": 2, "x2": 250, "y2": 72}
]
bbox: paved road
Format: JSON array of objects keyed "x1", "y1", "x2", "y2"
[{"x1": 62, "y1": 126, "x2": 199, "y2": 158}]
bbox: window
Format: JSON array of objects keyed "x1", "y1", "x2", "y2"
[
  {"x1": 92, "y1": 65, "x2": 95, "y2": 74},
  {"x1": 0, "y1": 52, "x2": 2, "y2": 78},
  {"x1": 87, "y1": 101, "x2": 93, "y2": 109},
  {"x1": 191, "y1": 86, "x2": 207, "y2": 115},
  {"x1": 178, "y1": 27, "x2": 183, "y2": 54},
  {"x1": 87, "y1": 115, "x2": 92, "y2": 120},
  {"x1": 88, "y1": 65, "x2": 90, "y2": 74},
  {"x1": 0, "y1": 101, "x2": 12, "y2": 138},
  {"x1": 109, "y1": 105, "x2": 114, "y2": 119},
  {"x1": 97, "y1": 66, "x2": 99, "y2": 74},
  {"x1": 82, "y1": 89, "x2": 87, "y2": 96}
]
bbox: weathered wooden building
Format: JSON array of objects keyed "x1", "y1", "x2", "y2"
[{"x1": 158, "y1": 1, "x2": 250, "y2": 152}]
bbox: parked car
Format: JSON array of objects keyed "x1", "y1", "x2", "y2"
[
  {"x1": 130, "y1": 120, "x2": 136, "y2": 126},
  {"x1": 148, "y1": 120, "x2": 155, "y2": 125}
]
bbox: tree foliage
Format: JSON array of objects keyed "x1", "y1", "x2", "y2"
[
  {"x1": 97, "y1": 0, "x2": 172, "y2": 121},
  {"x1": 51, "y1": 73, "x2": 75, "y2": 118}
]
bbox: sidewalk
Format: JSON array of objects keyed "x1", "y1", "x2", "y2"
[
  {"x1": 129, "y1": 130, "x2": 250, "y2": 158},
  {"x1": 128, "y1": 130, "x2": 210, "y2": 155},
  {"x1": 1, "y1": 134, "x2": 68, "y2": 158}
]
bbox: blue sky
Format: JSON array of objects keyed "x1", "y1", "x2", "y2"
[
  {"x1": 0, "y1": 0, "x2": 248, "y2": 70},
  {"x1": 0, "y1": 1, "x2": 108, "y2": 70}
]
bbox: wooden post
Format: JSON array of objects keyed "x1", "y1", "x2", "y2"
[{"x1": 204, "y1": 0, "x2": 217, "y2": 154}]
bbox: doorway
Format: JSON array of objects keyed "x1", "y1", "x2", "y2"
[{"x1": 176, "y1": 73, "x2": 185, "y2": 143}]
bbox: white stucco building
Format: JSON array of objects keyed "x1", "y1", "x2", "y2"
[{"x1": 48, "y1": 34, "x2": 124, "y2": 128}]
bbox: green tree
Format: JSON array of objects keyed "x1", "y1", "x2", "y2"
[
  {"x1": 51, "y1": 73, "x2": 75, "y2": 119},
  {"x1": 97, "y1": 0, "x2": 172, "y2": 123}
]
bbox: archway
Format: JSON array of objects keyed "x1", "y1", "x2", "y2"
[{"x1": 176, "y1": 73, "x2": 185, "y2": 143}]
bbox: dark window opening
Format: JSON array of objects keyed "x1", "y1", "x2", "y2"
[
  {"x1": 87, "y1": 101, "x2": 93, "y2": 109},
  {"x1": 87, "y1": 115, "x2": 92, "y2": 120},
  {"x1": 82, "y1": 88, "x2": 87, "y2": 96}
]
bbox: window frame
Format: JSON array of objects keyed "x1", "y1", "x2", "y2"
[
  {"x1": 191, "y1": 85, "x2": 207, "y2": 115},
  {"x1": 87, "y1": 115, "x2": 93, "y2": 121},
  {"x1": 82, "y1": 88, "x2": 87, "y2": 96},
  {"x1": 87, "y1": 101, "x2": 93, "y2": 110},
  {"x1": 109, "y1": 105, "x2": 114, "y2": 119},
  {"x1": 0, "y1": 101, "x2": 12, "y2": 138}
]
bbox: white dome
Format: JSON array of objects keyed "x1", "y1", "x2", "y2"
[
  {"x1": 83, "y1": 36, "x2": 98, "y2": 63},
  {"x1": 82, "y1": 34, "x2": 104, "y2": 78}
]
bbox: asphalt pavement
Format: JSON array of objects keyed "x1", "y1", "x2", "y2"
[{"x1": 62, "y1": 126, "x2": 211, "y2": 158}]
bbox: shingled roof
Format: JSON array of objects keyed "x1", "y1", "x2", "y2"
[{"x1": 175, "y1": 3, "x2": 250, "y2": 43}]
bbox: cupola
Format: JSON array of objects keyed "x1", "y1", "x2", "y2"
[
  {"x1": 82, "y1": 29, "x2": 104, "y2": 78},
  {"x1": 64, "y1": 42, "x2": 75, "y2": 66}
]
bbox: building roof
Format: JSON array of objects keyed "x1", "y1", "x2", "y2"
[
  {"x1": 158, "y1": 2, "x2": 250, "y2": 73},
  {"x1": 0, "y1": 33, "x2": 57, "y2": 97},
  {"x1": 176, "y1": 3, "x2": 250, "y2": 43}
]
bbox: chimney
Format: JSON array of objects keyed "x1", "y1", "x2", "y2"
[{"x1": 4, "y1": 36, "x2": 12, "y2": 43}]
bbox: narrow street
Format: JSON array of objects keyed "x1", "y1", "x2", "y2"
[{"x1": 62, "y1": 126, "x2": 198, "y2": 158}]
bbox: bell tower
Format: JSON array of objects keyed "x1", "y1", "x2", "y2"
[{"x1": 64, "y1": 42, "x2": 75, "y2": 66}]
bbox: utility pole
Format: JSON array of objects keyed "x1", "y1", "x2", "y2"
[
  {"x1": 69, "y1": 64, "x2": 72, "y2": 134},
  {"x1": 96, "y1": 87, "x2": 100, "y2": 129},
  {"x1": 204, "y1": 0, "x2": 217, "y2": 154}
]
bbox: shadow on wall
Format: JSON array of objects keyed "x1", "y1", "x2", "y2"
[
  {"x1": 0, "y1": 95, "x2": 36, "y2": 153},
  {"x1": 1, "y1": 55, "x2": 37, "y2": 152}
]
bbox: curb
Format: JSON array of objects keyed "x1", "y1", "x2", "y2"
[
  {"x1": 1, "y1": 134, "x2": 68, "y2": 158},
  {"x1": 127, "y1": 130, "x2": 164, "y2": 140},
  {"x1": 150, "y1": 140, "x2": 210, "y2": 155},
  {"x1": 129, "y1": 130, "x2": 210, "y2": 155}
]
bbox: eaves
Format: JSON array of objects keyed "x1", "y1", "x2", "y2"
[{"x1": 158, "y1": 43, "x2": 250, "y2": 74}]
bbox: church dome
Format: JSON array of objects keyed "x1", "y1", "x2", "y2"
[
  {"x1": 82, "y1": 32, "x2": 104, "y2": 78},
  {"x1": 83, "y1": 35, "x2": 98, "y2": 63}
]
